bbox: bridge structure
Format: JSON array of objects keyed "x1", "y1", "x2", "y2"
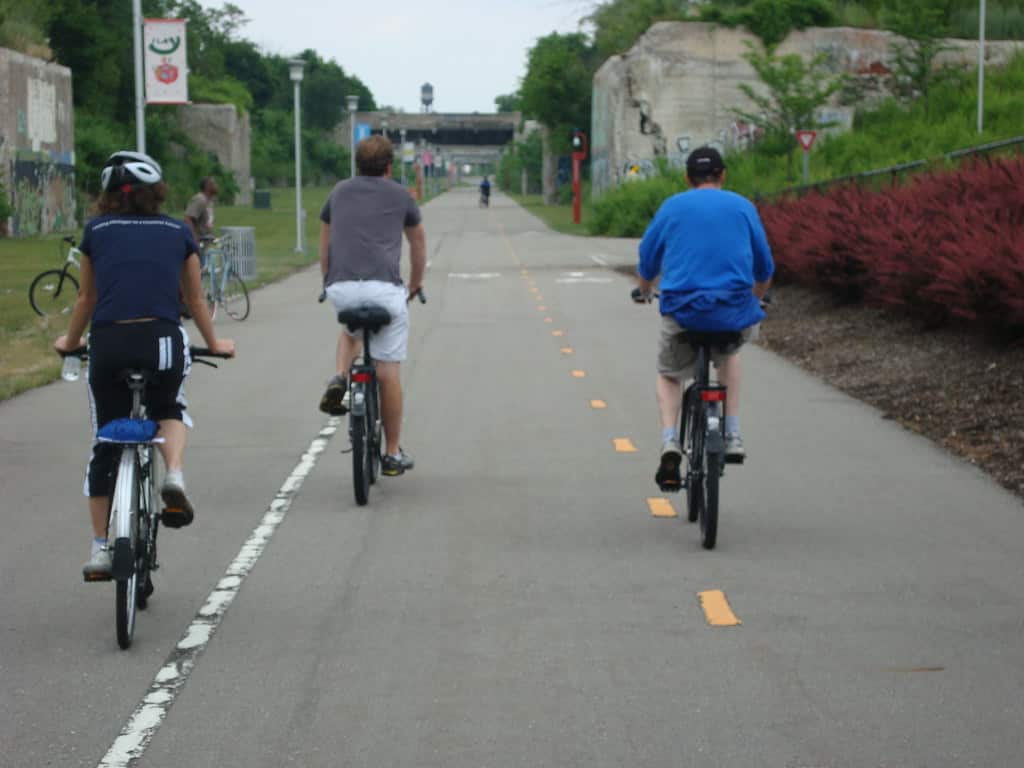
[{"x1": 336, "y1": 111, "x2": 520, "y2": 171}]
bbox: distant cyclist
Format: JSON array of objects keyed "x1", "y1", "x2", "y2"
[
  {"x1": 54, "y1": 151, "x2": 235, "y2": 579},
  {"x1": 635, "y1": 147, "x2": 773, "y2": 488},
  {"x1": 479, "y1": 176, "x2": 491, "y2": 207},
  {"x1": 318, "y1": 135, "x2": 427, "y2": 477}
]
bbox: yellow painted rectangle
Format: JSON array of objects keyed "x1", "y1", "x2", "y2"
[
  {"x1": 590, "y1": 399, "x2": 607, "y2": 409},
  {"x1": 571, "y1": 369, "x2": 586, "y2": 378},
  {"x1": 552, "y1": 330, "x2": 565, "y2": 337},
  {"x1": 647, "y1": 498, "x2": 677, "y2": 518},
  {"x1": 698, "y1": 590, "x2": 742, "y2": 627},
  {"x1": 560, "y1": 347, "x2": 574, "y2": 355},
  {"x1": 613, "y1": 438, "x2": 638, "y2": 453}
]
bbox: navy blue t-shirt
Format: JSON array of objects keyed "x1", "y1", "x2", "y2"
[{"x1": 79, "y1": 214, "x2": 197, "y2": 327}]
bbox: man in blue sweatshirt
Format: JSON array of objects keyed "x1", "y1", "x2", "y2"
[{"x1": 637, "y1": 147, "x2": 774, "y2": 489}]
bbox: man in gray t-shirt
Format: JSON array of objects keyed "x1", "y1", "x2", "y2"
[{"x1": 318, "y1": 135, "x2": 427, "y2": 477}]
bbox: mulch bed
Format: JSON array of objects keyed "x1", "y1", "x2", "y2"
[{"x1": 758, "y1": 285, "x2": 1024, "y2": 498}]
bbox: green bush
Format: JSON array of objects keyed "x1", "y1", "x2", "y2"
[
  {"x1": 189, "y1": 73, "x2": 254, "y2": 114},
  {"x1": 700, "y1": 0, "x2": 836, "y2": 46},
  {"x1": 498, "y1": 132, "x2": 543, "y2": 194}
]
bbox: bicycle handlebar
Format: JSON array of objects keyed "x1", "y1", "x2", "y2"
[
  {"x1": 317, "y1": 287, "x2": 427, "y2": 304},
  {"x1": 57, "y1": 345, "x2": 232, "y2": 362},
  {"x1": 630, "y1": 286, "x2": 771, "y2": 310},
  {"x1": 62, "y1": 235, "x2": 76, "y2": 246}
]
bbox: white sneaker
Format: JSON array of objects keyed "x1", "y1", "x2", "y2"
[
  {"x1": 83, "y1": 545, "x2": 112, "y2": 581},
  {"x1": 725, "y1": 433, "x2": 746, "y2": 463}
]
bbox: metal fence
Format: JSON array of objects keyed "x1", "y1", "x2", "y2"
[
  {"x1": 220, "y1": 226, "x2": 257, "y2": 280},
  {"x1": 766, "y1": 135, "x2": 1024, "y2": 200}
]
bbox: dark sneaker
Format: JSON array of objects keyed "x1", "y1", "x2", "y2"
[
  {"x1": 319, "y1": 375, "x2": 348, "y2": 415},
  {"x1": 381, "y1": 449, "x2": 414, "y2": 477},
  {"x1": 656, "y1": 439, "x2": 683, "y2": 492},
  {"x1": 725, "y1": 433, "x2": 746, "y2": 464}
]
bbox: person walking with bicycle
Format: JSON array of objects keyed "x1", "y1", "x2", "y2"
[
  {"x1": 54, "y1": 151, "x2": 235, "y2": 579},
  {"x1": 318, "y1": 135, "x2": 427, "y2": 477},
  {"x1": 636, "y1": 147, "x2": 773, "y2": 488},
  {"x1": 184, "y1": 176, "x2": 218, "y2": 264}
]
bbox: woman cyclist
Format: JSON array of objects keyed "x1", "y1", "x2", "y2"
[{"x1": 54, "y1": 150, "x2": 235, "y2": 580}]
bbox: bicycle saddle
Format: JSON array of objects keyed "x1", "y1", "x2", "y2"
[
  {"x1": 114, "y1": 368, "x2": 157, "y2": 386},
  {"x1": 679, "y1": 330, "x2": 743, "y2": 348},
  {"x1": 338, "y1": 305, "x2": 392, "y2": 333}
]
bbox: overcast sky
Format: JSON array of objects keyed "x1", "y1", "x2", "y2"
[{"x1": 227, "y1": 0, "x2": 592, "y2": 113}]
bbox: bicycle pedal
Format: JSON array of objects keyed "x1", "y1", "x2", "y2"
[
  {"x1": 657, "y1": 482, "x2": 683, "y2": 494},
  {"x1": 83, "y1": 572, "x2": 113, "y2": 583},
  {"x1": 724, "y1": 455, "x2": 745, "y2": 465}
]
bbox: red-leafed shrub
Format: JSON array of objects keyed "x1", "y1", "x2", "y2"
[{"x1": 758, "y1": 155, "x2": 1024, "y2": 337}]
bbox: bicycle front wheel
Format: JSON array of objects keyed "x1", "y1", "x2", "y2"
[
  {"x1": 29, "y1": 269, "x2": 79, "y2": 317},
  {"x1": 110, "y1": 449, "x2": 140, "y2": 650},
  {"x1": 701, "y1": 451, "x2": 720, "y2": 550},
  {"x1": 201, "y1": 266, "x2": 218, "y2": 321},
  {"x1": 222, "y1": 271, "x2": 250, "y2": 321}
]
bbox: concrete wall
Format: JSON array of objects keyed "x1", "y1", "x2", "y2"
[
  {"x1": 0, "y1": 47, "x2": 76, "y2": 235},
  {"x1": 592, "y1": 22, "x2": 1024, "y2": 196},
  {"x1": 177, "y1": 103, "x2": 252, "y2": 204}
]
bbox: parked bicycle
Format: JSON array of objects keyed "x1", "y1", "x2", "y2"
[
  {"x1": 633, "y1": 287, "x2": 751, "y2": 550},
  {"x1": 29, "y1": 236, "x2": 81, "y2": 317},
  {"x1": 321, "y1": 287, "x2": 426, "y2": 505},
  {"x1": 201, "y1": 236, "x2": 250, "y2": 321},
  {"x1": 59, "y1": 344, "x2": 230, "y2": 649}
]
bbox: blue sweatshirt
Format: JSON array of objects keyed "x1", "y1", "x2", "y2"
[{"x1": 638, "y1": 188, "x2": 774, "y2": 332}]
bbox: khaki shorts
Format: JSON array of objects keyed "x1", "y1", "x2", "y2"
[{"x1": 657, "y1": 314, "x2": 759, "y2": 380}]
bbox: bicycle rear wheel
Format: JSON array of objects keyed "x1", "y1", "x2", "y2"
[
  {"x1": 701, "y1": 451, "x2": 720, "y2": 550},
  {"x1": 683, "y1": 389, "x2": 704, "y2": 524},
  {"x1": 351, "y1": 386, "x2": 371, "y2": 506},
  {"x1": 367, "y1": 383, "x2": 382, "y2": 485},
  {"x1": 222, "y1": 271, "x2": 250, "y2": 321},
  {"x1": 202, "y1": 266, "x2": 218, "y2": 321},
  {"x1": 136, "y1": 446, "x2": 158, "y2": 610},
  {"x1": 29, "y1": 269, "x2": 79, "y2": 317}
]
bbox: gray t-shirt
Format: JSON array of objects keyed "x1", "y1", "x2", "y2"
[{"x1": 320, "y1": 176, "x2": 422, "y2": 286}]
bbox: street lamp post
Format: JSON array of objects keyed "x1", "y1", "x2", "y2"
[
  {"x1": 400, "y1": 128, "x2": 407, "y2": 186},
  {"x1": 346, "y1": 95, "x2": 360, "y2": 178},
  {"x1": 381, "y1": 115, "x2": 389, "y2": 140},
  {"x1": 288, "y1": 58, "x2": 305, "y2": 254},
  {"x1": 132, "y1": 0, "x2": 146, "y2": 152},
  {"x1": 978, "y1": 0, "x2": 987, "y2": 133}
]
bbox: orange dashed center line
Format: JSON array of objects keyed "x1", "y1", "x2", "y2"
[
  {"x1": 571, "y1": 370, "x2": 586, "y2": 378},
  {"x1": 590, "y1": 399, "x2": 607, "y2": 409},
  {"x1": 647, "y1": 498, "x2": 677, "y2": 518},
  {"x1": 698, "y1": 590, "x2": 742, "y2": 627},
  {"x1": 552, "y1": 330, "x2": 564, "y2": 337},
  {"x1": 559, "y1": 347, "x2": 574, "y2": 355},
  {"x1": 613, "y1": 438, "x2": 638, "y2": 453},
  {"x1": 537, "y1": 306, "x2": 547, "y2": 311},
  {"x1": 544, "y1": 317, "x2": 553, "y2": 323}
]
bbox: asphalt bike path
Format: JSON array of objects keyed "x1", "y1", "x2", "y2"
[{"x1": 2, "y1": 186, "x2": 1023, "y2": 766}]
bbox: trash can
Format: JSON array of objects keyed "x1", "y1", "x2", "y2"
[
  {"x1": 253, "y1": 190, "x2": 272, "y2": 209},
  {"x1": 220, "y1": 226, "x2": 256, "y2": 280}
]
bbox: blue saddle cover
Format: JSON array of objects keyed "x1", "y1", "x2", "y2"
[{"x1": 97, "y1": 418, "x2": 160, "y2": 444}]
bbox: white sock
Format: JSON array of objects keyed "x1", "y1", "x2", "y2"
[
  {"x1": 165, "y1": 469, "x2": 186, "y2": 490},
  {"x1": 92, "y1": 537, "x2": 107, "y2": 556}
]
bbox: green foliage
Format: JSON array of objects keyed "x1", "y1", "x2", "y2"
[
  {"x1": 733, "y1": 44, "x2": 844, "y2": 160},
  {"x1": 0, "y1": 174, "x2": 12, "y2": 221},
  {"x1": 495, "y1": 93, "x2": 522, "y2": 113},
  {"x1": 497, "y1": 132, "x2": 543, "y2": 194},
  {"x1": 590, "y1": 52, "x2": 1024, "y2": 235},
  {"x1": 884, "y1": 0, "x2": 956, "y2": 113},
  {"x1": 519, "y1": 32, "x2": 596, "y2": 154},
  {"x1": 189, "y1": 72, "x2": 254, "y2": 113},
  {"x1": 587, "y1": 0, "x2": 690, "y2": 60},
  {"x1": 700, "y1": 0, "x2": 836, "y2": 46},
  {"x1": 951, "y1": 3, "x2": 1024, "y2": 39}
]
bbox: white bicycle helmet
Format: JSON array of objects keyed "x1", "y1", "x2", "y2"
[{"x1": 100, "y1": 150, "x2": 164, "y2": 191}]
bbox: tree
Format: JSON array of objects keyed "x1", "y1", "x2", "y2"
[
  {"x1": 885, "y1": 0, "x2": 955, "y2": 114},
  {"x1": 732, "y1": 43, "x2": 843, "y2": 177},
  {"x1": 586, "y1": 0, "x2": 690, "y2": 62},
  {"x1": 519, "y1": 32, "x2": 595, "y2": 154},
  {"x1": 494, "y1": 92, "x2": 522, "y2": 113}
]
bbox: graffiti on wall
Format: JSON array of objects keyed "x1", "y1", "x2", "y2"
[{"x1": 11, "y1": 158, "x2": 76, "y2": 236}]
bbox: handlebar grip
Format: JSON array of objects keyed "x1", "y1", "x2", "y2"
[
  {"x1": 189, "y1": 346, "x2": 232, "y2": 359},
  {"x1": 318, "y1": 290, "x2": 327, "y2": 303},
  {"x1": 416, "y1": 288, "x2": 427, "y2": 304},
  {"x1": 58, "y1": 347, "x2": 88, "y2": 358}
]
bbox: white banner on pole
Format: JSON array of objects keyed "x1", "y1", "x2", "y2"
[{"x1": 144, "y1": 19, "x2": 188, "y2": 104}]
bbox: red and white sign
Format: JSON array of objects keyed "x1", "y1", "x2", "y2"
[
  {"x1": 144, "y1": 19, "x2": 189, "y2": 104},
  {"x1": 795, "y1": 130, "x2": 817, "y2": 152}
]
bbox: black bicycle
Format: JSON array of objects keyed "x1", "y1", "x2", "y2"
[
  {"x1": 29, "y1": 236, "x2": 81, "y2": 317},
  {"x1": 322, "y1": 288, "x2": 426, "y2": 505},
  {"x1": 633, "y1": 287, "x2": 746, "y2": 550},
  {"x1": 60, "y1": 345, "x2": 230, "y2": 649}
]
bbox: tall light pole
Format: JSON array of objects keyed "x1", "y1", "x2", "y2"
[
  {"x1": 288, "y1": 59, "x2": 305, "y2": 253},
  {"x1": 400, "y1": 128, "x2": 407, "y2": 185},
  {"x1": 132, "y1": 0, "x2": 146, "y2": 152},
  {"x1": 347, "y1": 95, "x2": 360, "y2": 179},
  {"x1": 381, "y1": 115, "x2": 389, "y2": 140},
  {"x1": 977, "y1": 0, "x2": 987, "y2": 133}
]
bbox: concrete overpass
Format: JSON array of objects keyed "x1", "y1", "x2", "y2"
[{"x1": 335, "y1": 112, "x2": 520, "y2": 168}]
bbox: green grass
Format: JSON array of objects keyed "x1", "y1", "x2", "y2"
[
  {"x1": 0, "y1": 186, "x2": 330, "y2": 401},
  {"x1": 506, "y1": 193, "x2": 592, "y2": 236}
]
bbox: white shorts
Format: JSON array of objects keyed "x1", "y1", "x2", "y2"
[{"x1": 326, "y1": 280, "x2": 409, "y2": 362}]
